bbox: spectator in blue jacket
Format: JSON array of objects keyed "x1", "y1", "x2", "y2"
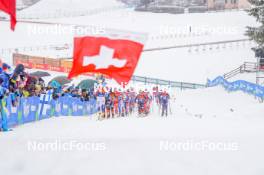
[
  {"x1": 0, "y1": 77, "x2": 9, "y2": 131},
  {"x1": 0, "y1": 63, "x2": 12, "y2": 89}
]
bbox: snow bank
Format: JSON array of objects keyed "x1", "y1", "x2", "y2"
[{"x1": 0, "y1": 108, "x2": 264, "y2": 175}]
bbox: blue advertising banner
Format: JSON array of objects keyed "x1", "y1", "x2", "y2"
[
  {"x1": 22, "y1": 96, "x2": 40, "y2": 124},
  {"x1": 60, "y1": 96, "x2": 72, "y2": 116},
  {"x1": 38, "y1": 93, "x2": 53, "y2": 120},
  {"x1": 0, "y1": 94, "x2": 98, "y2": 131},
  {"x1": 207, "y1": 76, "x2": 264, "y2": 99},
  {"x1": 5, "y1": 95, "x2": 18, "y2": 128}
]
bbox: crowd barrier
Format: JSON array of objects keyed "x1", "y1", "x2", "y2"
[
  {"x1": 0, "y1": 94, "x2": 98, "y2": 130},
  {"x1": 207, "y1": 76, "x2": 264, "y2": 99}
]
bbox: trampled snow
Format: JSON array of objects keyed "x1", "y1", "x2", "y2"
[{"x1": 0, "y1": 87, "x2": 264, "y2": 175}]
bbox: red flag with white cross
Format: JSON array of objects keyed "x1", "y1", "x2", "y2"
[
  {"x1": 68, "y1": 36, "x2": 145, "y2": 85},
  {"x1": 0, "y1": 0, "x2": 17, "y2": 30}
]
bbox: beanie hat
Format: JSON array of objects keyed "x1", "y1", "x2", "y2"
[{"x1": 2, "y1": 63, "x2": 10, "y2": 71}]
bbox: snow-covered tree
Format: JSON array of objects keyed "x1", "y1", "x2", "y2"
[
  {"x1": 139, "y1": 0, "x2": 154, "y2": 7},
  {"x1": 247, "y1": 0, "x2": 264, "y2": 57}
]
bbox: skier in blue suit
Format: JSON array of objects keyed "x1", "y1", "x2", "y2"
[{"x1": 159, "y1": 90, "x2": 170, "y2": 117}]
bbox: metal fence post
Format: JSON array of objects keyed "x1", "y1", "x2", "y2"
[{"x1": 180, "y1": 82, "x2": 183, "y2": 91}]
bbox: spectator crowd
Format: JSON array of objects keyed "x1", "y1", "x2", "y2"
[{"x1": 0, "y1": 61, "x2": 171, "y2": 131}]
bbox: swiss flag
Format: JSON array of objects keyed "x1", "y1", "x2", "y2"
[
  {"x1": 68, "y1": 36, "x2": 144, "y2": 85},
  {"x1": 0, "y1": 0, "x2": 17, "y2": 30}
]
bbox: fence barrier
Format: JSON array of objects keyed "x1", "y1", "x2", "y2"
[
  {"x1": 132, "y1": 75, "x2": 205, "y2": 89},
  {"x1": 223, "y1": 62, "x2": 257, "y2": 79},
  {"x1": 207, "y1": 76, "x2": 264, "y2": 100},
  {"x1": 0, "y1": 94, "x2": 97, "y2": 131}
]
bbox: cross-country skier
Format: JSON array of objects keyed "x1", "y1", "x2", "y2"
[
  {"x1": 95, "y1": 87, "x2": 106, "y2": 120},
  {"x1": 124, "y1": 89, "x2": 131, "y2": 116},
  {"x1": 113, "y1": 88, "x2": 119, "y2": 116},
  {"x1": 128, "y1": 88, "x2": 136, "y2": 115},
  {"x1": 159, "y1": 90, "x2": 170, "y2": 117},
  {"x1": 105, "y1": 89, "x2": 115, "y2": 118},
  {"x1": 136, "y1": 90, "x2": 150, "y2": 117},
  {"x1": 117, "y1": 89, "x2": 126, "y2": 117}
]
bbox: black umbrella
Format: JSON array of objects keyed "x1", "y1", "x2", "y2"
[
  {"x1": 49, "y1": 76, "x2": 72, "y2": 86},
  {"x1": 30, "y1": 71, "x2": 51, "y2": 78}
]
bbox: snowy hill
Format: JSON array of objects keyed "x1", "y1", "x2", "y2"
[
  {"x1": 137, "y1": 42, "x2": 256, "y2": 84},
  {"x1": 175, "y1": 87, "x2": 264, "y2": 118},
  {"x1": 1, "y1": 4, "x2": 264, "y2": 174},
  {"x1": 18, "y1": 0, "x2": 41, "y2": 9},
  {"x1": 0, "y1": 10, "x2": 258, "y2": 84},
  {"x1": 0, "y1": 87, "x2": 263, "y2": 175},
  {"x1": 39, "y1": 10, "x2": 257, "y2": 48},
  {"x1": 18, "y1": 0, "x2": 125, "y2": 18}
]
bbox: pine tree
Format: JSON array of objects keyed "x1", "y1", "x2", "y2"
[
  {"x1": 246, "y1": 0, "x2": 264, "y2": 56},
  {"x1": 140, "y1": 0, "x2": 153, "y2": 7}
]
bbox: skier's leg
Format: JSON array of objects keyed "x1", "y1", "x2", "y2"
[
  {"x1": 118, "y1": 103, "x2": 122, "y2": 117},
  {"x1": 138, "y1": 103, "x2": 141, "y2": 116},
  {"x1": 102, "y1": 105, "x2": 106, "y2": 118},
  {"x1": 100, "y1": 104, "x2": 104, "y2": 120},
  {"x1": 158, "y1": 103, "x2": 161, "y2": 116},
  {"x1": 124, "y1": 103, "x2": 127, "y2": 116},
  {"x1": 161, "y1": 104, "x2": 165, "y2": 117},
  {"x1": 165, "y1": 104, "x2": 168, "y2": 117},
  {"x1": 97, "y1": 103, "x2": 101, "y2": 120},
  {"x1": 111, "y1": 106, "x2": 114, "y2": 118},
  {"x1": 106, "y1": 107, "x2": 109, "y2": 118},
  {"x1": 114, "y1": 104, "x2": 117, "y2": 116},
  {"x1": 122, "y1": 104, "x2": 125, "y2": 117}
]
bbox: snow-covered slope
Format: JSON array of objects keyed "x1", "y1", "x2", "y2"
[
  {"x1": 38, "y1": 10, "x2": 257, "y2": 48},
  {"x1": 0, "y1": 2, "x2": 263, "y2": 175},
  {"x1": 0, "y1": 9, "x2": 258, "y2": 84},
  {"x1": 175, "y1": 86, "x2": 263, "y2": 118},
  {"x1": 18, "y1": 0, "x2": 125, "y2": 18},
  {"x1": 0, "y1": 11, "x2": 257, "y2": 84},
  {"x1": 137, "y1": 42, "x2": 255, "y2": 84},
  {"x1": 228, "y1": 72, "x2": 257, "y2": 84},
  {"x1": 0, "y1": 87, "x2": 263, "y2": 175}
]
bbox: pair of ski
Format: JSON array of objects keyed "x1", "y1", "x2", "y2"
[{"x1": 158, "y1": 102, "x2": 172, "y2": 116}]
